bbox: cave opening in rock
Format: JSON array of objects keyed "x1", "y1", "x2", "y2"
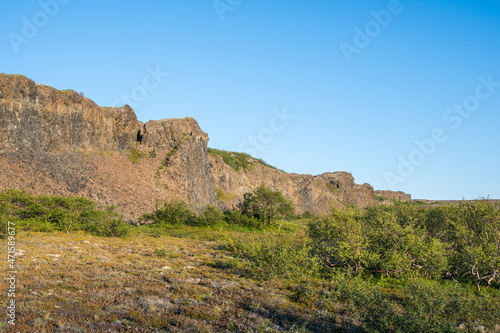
[{"x1": 137, "y1": 130, "x2": 143, "y2": 144}]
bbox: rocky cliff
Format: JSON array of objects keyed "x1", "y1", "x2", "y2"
[
  {"x1": 374, "y1": 190, "x2": 412, "y2": 203},
  {"x1": 0, "y1": 74, "x2": 409, "y2": 219},
  {"x1": 0, "y1": 74, "x2": 217, "y2": 218},
  {"x1": 209, "y1": 153, "x2": 375, "y2": 215},
  {"x1": 0, "y1": 74, "x2": 139, "y2": 153}
]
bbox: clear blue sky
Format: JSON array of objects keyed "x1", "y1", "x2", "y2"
[{"x1": 2, "y1": 0, "x2": 500, "y2": 200}]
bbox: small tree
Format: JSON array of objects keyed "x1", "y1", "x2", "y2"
[
  {"x1": 141, "y1": 200, "x2": 194, "y2": 226},
  {"x1": 308, "y1": 208, "x2": 377, "y2": 274},
  {"x1": 444, "y1": 200, "x2": 500, "y2": 288},
  {"x1": 239, "y1": 185, "x2": 295, "y2": 228},
  {"x1": 195, "y1": 204, "x2": 224, "y2": 227}
]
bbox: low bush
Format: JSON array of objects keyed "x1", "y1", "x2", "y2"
[
  {"x1": 0, "y1": 190, "x2": 129, "y2": 237},
  {"x1": 225, "y1": 233, "x2": 320, "y2": 280},
  {"x1": 239, "y1": 184, "x2": 295, "y2": 228},
  {"x1": 437, "y1": 200, "x2": 500, "y2": 287},
  {"x1": 208, "y1": 148, "x2": 276, "y2": 171},
  {"x1": 360, "y1": 279, "x2": 499, "y2": 332},
  {"x1": 223, "y1": 208, "x2": 261, "y2": 229},
  {"x1": 140, "y1": 200, "x2": 195, "y2": 226},
  {"x1": 194, "y1": 204, "x2": 225, "y2": 227},
  {"x1": 308, "y1": 205, "x2": 446, "y2": 279},
  {"x1": 308, "y1": 201, "x2": 500, "y2": 288},
  {"x1": 127, "y1": 145, "x2": 146, "y2": 163}
]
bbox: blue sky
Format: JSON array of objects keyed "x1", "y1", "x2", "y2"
[{"x1": 1, "y1": 0, "x2": 499, "y2": 200}]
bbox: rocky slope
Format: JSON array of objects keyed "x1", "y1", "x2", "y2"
[
  {"x1": 209, "y1": 153, "x2": 375, "y2": 215},
  {"x1": 0, "y1": 74, "x2": 409, "y2": 219}
]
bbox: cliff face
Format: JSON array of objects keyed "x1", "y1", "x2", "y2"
[
  {"x1": 0, "y1": 74, "x2": 139, "y2": 153},
  {"x1": 0, "y1": 74, "x2": 216, "y2": 218},
  {"x1": 0, "y1": 74, "x2": 409, "y2": 219},
  {"x1": 141, "y1": 119, "x2": 217, "y2": 207},
  {"x1": 374, "y1": 190, "x2": 412, "y2": 202},
  {"x1": 209, "y1": 154, "x2": 376, "y2": 214}
]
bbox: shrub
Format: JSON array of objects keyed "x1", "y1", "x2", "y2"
[
  {"x1": 0, "y1": 190, "x2": 129, "y2": 237},
  {"x1": 194, "y1": 205, "x2": 224, "y2": 227},
  {"x1": 300, "y1": 210, "x2": 315, "y2": 219},
  {"x1": 140, "y1": 200, "x2": 195, "y2": 226},
  {"x1": 443, "y1": 200, "x2": 500, "y2": 287},
  {"x1": 361, "y1": 280, "x2": 498, "y2": 332},
  {"x1": 364, "y1": 205, "x2": 448, "y2": 279},
  {"x1": 225, "y1": 234, "x2": 320, "y2": 280},
  {"x1": 308, "y1": 208, "x2": 377, "y2": 274},
  {"x1": 308, "y1": 206, "x2": 448, "y2": 278},
  {"x1": 223, "y1": 208, "x2": 261, "y2": 228},
  {"x1": 208, "y1": 148, "x2": 276, "y2": 171},
  {"x1": 79, "y1": 206, "x2": 130, "y2": 237},
  {"x1": 127, "y1": 145, "x2": 146, "y2": 163},
  {"x1": 239, "y1": 185, "x2": 295, "y2": 228}
]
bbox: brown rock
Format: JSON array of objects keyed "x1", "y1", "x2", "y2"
[
  {"x1": 0, "y1": 73, "x2": 411, "y2": 219},
  {"x1": 0, "y1": 73, "x2": 140, "y2": 153}
]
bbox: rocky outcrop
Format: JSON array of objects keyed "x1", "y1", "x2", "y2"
[
  {"x1": 0, "y1": 74, "x2": 216, "y2": 218},
  {"x1": 374, "y1": 190, "x2": 411, "y2": 202},
  {"x1": 0, "y1": 73, "x2": 410, "y2": 219},
  {"x1": 209, "y1": 154, "x2": 375, "y2": 214},
  {"x1": 141, "y1": 119, "x2": 216, "y2": 207},
  {"x1": 0, "y1": 73, "x2": 140, "y2": 153}
]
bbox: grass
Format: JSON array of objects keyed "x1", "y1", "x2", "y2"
[
  {"x1": 126, "y1": 145, "x2": 147, "y2": 164},
  {"x1": 0, "y1": 230, "x2": 341, "y2": 332},
  {"x1": 325, "y1": 182, "x2": 339, "y2": 192},
  {"x1": 4, "y1": 224, "x2": 498, "y2": 332},
  {"x1": 208, "y1": 148, "x2": 277, "y2": 171},
  {"x1": 2, "y1": 191, "x2": 499, "y2": 332},
  {"x1": 216, "y1": 189, "x2": 235, "y2": 203}
]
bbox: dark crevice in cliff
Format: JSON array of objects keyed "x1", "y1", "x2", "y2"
[{"x1": 137, "y1": 130, "x2": 143, "y2": 144}]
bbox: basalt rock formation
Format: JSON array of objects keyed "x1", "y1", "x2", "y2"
[
  {"x1": 0, "y1": 74, "x2": 216, "y2": 218},
  {"x1": 209, "y1": 154, "x2": 375, "y2": 215},
  {"x1": 0, "y1": 74, "x2": 409, "y2": 219},
  {"x1": 374, "y1": 190, "x2": 412, "y2": 203}
]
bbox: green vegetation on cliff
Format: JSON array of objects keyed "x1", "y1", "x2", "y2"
[{"x1": 208, "y1": 148, "x2": 276, "y2": 171}]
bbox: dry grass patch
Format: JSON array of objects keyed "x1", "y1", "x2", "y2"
[{"x1": 0, "y1": 231, "x2": 338, "y2": 332}]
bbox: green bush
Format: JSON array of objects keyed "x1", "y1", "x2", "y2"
[
  {"x1": 364, "y1": 205, "x2": 448, "y2": 279},
  {"x1": 127, "y1": 145, "x2": 146, "y2": 163},
  {"x1": 225, "y1": 234, "x2": 320, "y2": 280},
  {"x1": 208, "y1": 148, "x2": 276, "y2": 171},
  {"x1": 441, "y1": 201, "x2": 500, "y2": 287},
  {"x1": 300, "y1": 210, "x2": 315, "y2": 219},
  {"x1": 239, "y1": 185, "x2": 295, "y2": 228},
  {"x1": 79, "y1": 206, "x2": 129, "y2": 237},
  {"x1": 140, "y1": 200, "x2": 195, "y2": 226},
  {"x1": 0, "y1": 190, "x2": 129, "y2": 237},
  {"x1": 194, "y1": 204, "x2": 224, "y2": 227},
  {"x1": 360, "y1": 280, "x2": 499, "y2": 332},
  {"x1": 223, "y1": 208, "x2": 261, "y2": 228},
  {"x1": 308, "y1": 206, "x2": 448, "y2": 278}
]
